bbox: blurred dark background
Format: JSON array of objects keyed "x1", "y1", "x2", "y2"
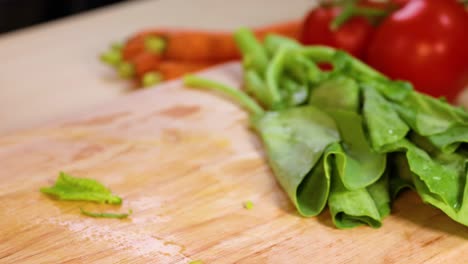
[{"x1": 0, "y1": 0, "x2": 129, "y2": 34}]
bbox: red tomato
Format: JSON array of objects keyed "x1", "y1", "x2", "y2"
[
  {"x1": 366, "y1": 0, "x2": 468, "y2": 101},
  {"x1": 393, "y1": 0, "x2": 411, "y2": 6},
  {"x1": 300, "y1": 1, "x2": 409, "y2": 59},
  {"x1": 360, "y1": 0, "x2": 409, "y2": 9},
  {"x1": 300, "y1": 6, "x2": 375, "y2": 59}
]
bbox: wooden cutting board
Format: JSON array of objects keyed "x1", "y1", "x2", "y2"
[{"x1": 0, "y1": 63, "x2": 467, "y2": 264}]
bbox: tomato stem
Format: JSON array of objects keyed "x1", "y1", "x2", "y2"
[
  {"x1": 330, "y1": 2, "x2": 390, "y2": 31},
  {"x1": 354, "y1": 7, "x2": 389, "y2": 17}
]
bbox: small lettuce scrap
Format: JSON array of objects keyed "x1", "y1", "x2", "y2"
[
  {"x1": 80, "y1": 208, "x2": 131, "y2": 219},
  {"x1": 41, "y1": 172, "x2": 122, "y2": 204}
]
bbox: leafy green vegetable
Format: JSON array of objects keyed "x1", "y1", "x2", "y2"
[
  {"x1": 41, "y1": 172, "x2": 122, "y2": 204},
  {"x1": 80, "y1": 208, "x2": 131, "y2": 219},
  {"x1": 184, "y1": 28, "x2": 468, "y2": 229}
]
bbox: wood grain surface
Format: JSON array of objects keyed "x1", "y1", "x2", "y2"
[{"x1": 0, "y1": 63, "x2": 467, "y2": 264}]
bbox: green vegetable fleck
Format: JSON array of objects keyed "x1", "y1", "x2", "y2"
[
  {"x1": 243, "y1": 200, "x2": 254, "y2": 210},
  {"x1": 40, "y1": 172, "x2": 122, "y2": 204}
]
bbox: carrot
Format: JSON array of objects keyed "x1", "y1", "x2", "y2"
[
  {"x1": 122, "y1": 20, "x2": 302, "y2": 62},
  {"x1": 162, "y1": 31, "x2": 238, "y2": 61},
  {"x1": 103, "y1": 20, "x2": 303, "y2": 88},
  {"x1": 121, "y1": 53, "x2": 219, "y2": 84},
  {"x1": 255, "y1": 20, "x2": 302, "y2": 40},
  {"x1": 131, "y1": 52, "x2": 162, "y2": 78},
  {"x1": 139, "y1": 60, "x2": 218, "y2": 85},
  {"x1": 122, "y1": 32, "x2": 166, "y2": 61},
  {"x1": 122, "y1": 30, "x2": 237, "y2": 62},
  {"x1": 157, "y1": 61, "x2": 218, "y2": 80}
]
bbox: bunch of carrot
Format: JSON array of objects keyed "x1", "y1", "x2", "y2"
[{"x1": 100, "y1": 20, "x2": 302, "y2": 88}]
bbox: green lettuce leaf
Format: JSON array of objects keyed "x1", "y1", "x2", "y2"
[
  {"x1": 411, "y1": 170, "x2": 468, "y2": 226},
  {"x1": 308, "y1": 79, "x2": 386, "y2": 190},
  {"x1": 388, "y1": 153, "x2": 414, "y2": 200},
  {"x1": 253, "y1": 106, "x2": 340, "y2": 216},
  {"x1": 363, "y1": 79, "x2": 412, "y2": 102},
  {"x1": 384, "y1": 138, "x2": 467, "y2": 225},
  {"x1": 328, "y1": 110, "x2": 386, "y2": 190},
  {"x1": 428, "y1": 125, "x2": 468, "y2": 154},
  {"x1": 393, "y1": 92, "x2": 468, "y2": 136},
  {"x1": 309, "y1": 76, "x2": 360, "y2": 113},
  {"x1": 327, "y1": 143, "x2": 390, "y2": 229},
  {"x1": 367, "y1": 172, "x2": 391, "y2": 218},
  {"x1": 362, "y1": 85, "x2": 409, "y2": 152}
]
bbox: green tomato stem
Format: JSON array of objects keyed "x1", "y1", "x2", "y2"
[
  {"x1": 354, "y1": 7, "x2": 390, "y2": 17},
  {"x1": 330, "y1": 2, "x2": 390, "y2": 30}
]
